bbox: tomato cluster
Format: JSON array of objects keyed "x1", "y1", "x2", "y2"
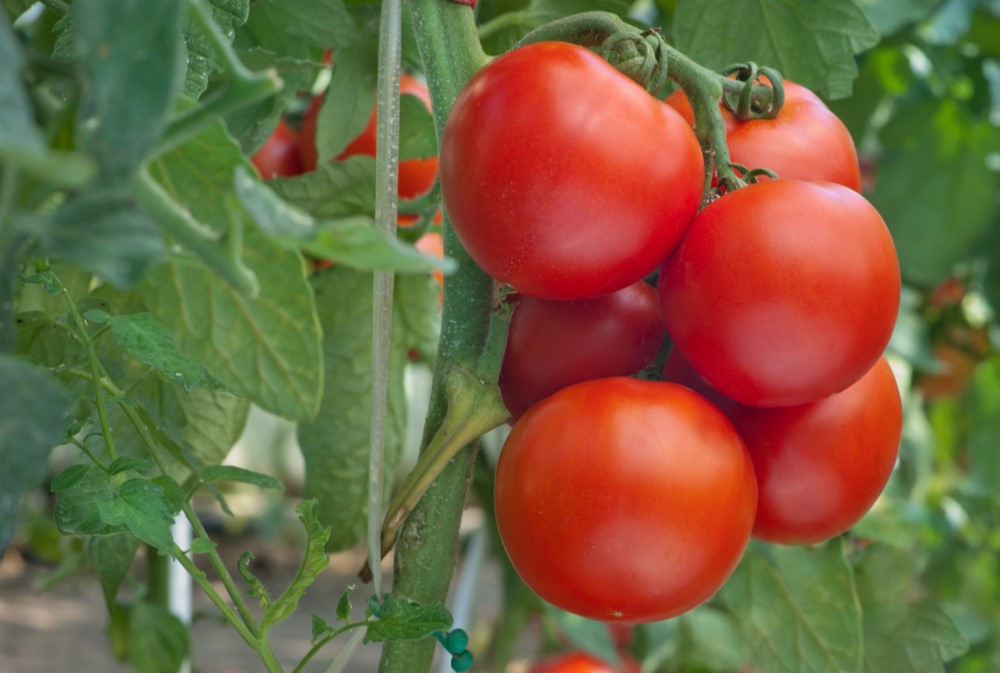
[{"x1": 440, "y1": 41, "x2": 903, "y2": 622}]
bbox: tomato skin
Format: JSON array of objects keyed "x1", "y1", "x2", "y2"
[
  {"x1": 529, "y1": 651, "x2": 641, "y2": 673},
  {"x1": 660, "y1": 179, "x2": 900, "y2": 407},
  {"x1": 251, "y1": 119, "x2": 304, "y2": 179},
  {"x1": 495, "y1": 378, "x2": 757, "y2": 622},
  {"x1": 440, "y1": 41, "x2": 704, "y2": 300},
  {"x1": 664, "y1": 352, "x2": 902, "y2": 545},
  {"x1": 666, "y1": 81, "x2": 861, "y2": 191},
  {"x1": 299, "y1": 74, "x2": 438, "y2": 199},
  {"x1": 499, "y1": 281, "x2": 666, "y2": 420}
]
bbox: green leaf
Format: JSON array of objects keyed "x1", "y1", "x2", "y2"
[
  {"x1": 87, "y1": 534, "x2": 141, "y2": 608},
  {"x1": 108, "y1": 312, "x2": 225, "y2": 392},
  {"x1": 51, "y1": 464, "x2": 92, "y2": 493},
  {"x1": 182, "y1": 0, "x2": 250, "y2": 99},
  {"x1": 722, "y1": 541, "x2": 863, "y2": 673},
  {"x1": 73, "y1": 0, "x2": 185, "y2": 184},
  {"x1": 269, "y1": 156, "x2": 377, "y2": 219},
  {"x1": 337, "y1": 587, "x2": 354, "y2": 622},
  {"x1": 856, "y1": 545, "x2": 969, "y2": 672},
  {"x1": 303, "y1": 218, "x2": 455, "y2": 274},
  {"x1": 108, "y1": 457, "x2": 154, "y2": 476},
  {"x1": 673, "y1": 0, "x2": 880, "y2": 99},
  {"x1": 129, "y1": 600, "x2": 190, "y2": 673},
  {"x1": 97, "y1": 478, "x2": 177, "y2": 553},
  {"x1": 141, "y1": 226, "x2": 322, "y2": 422},
  {"x1": 0, "y1": 354, "x2": 73, "y2": 498},
  {"x1": 199, "y1": 465, "x2": 284, "y2": 490},
  {"x1": 238, "y1": 551, "x2": 272, "y2": 611},
  {"x1": 0, "y1": 7, "x2": 94, "y2": 186},
  {"x1": 965, "y1": 357, "x2": 1000, "y2": 497},
  {"x1": 189, "y1": 537, "x2": 217, "y2": 554},
  {"x1": 676, "y1": 607, "x2": 744, "y2": 673},
  {"x1": 312, "y1": 614, "x2": 336, "y2": 642},
  {"x1": 262, "y1": 500, "x2": 331, "y2": 629},
  {"x1": 152, "y1": 475, "x2": 187, "y2": 514},
  {"x1": 297, "y1": 268, "x2": 411, "y2": 550},
  {"x1": 398, "y1": 93, "x2": 437, "y2": 161},
  {"x1": 234, "y1": 170, "x2": 453, "y2": 274},
  {"x1": 364, "y1": 595, "x2": 453, "y2": 643},
  {"x1": 53, "y1": 466, "x2": 127, "y2": 537},
  {"x1": 245, "y1": 0, "x2": 359, "y2": 54},
  {"x1": 40, "y1": 190, "x2": 166, "y2": 287},
  {"x1": 313, "y1": 46, "x2": 376, "y2": 166},
  {"x1": 871, "y1": 99, "x2": 1000, "y2": 286}
]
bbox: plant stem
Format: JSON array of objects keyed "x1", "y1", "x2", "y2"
[
  {"x1": 155, "y1": 0, "x2": 281, "y2": 157},
  {"x1": 378, "y1": 0, "x2": 492, "y2": 671},
  {"x1": 50, "y1": 267, "x2": 119, "y2": 461}
]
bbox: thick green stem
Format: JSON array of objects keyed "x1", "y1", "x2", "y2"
[{"x1": 378, "y1": 1, "x2": 491, "y2": 672}]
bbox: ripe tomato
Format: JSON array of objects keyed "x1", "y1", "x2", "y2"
[
  {"x1": 440, "y1": 41, "x2": 703, "y2": 300},
  {"x1": 664, "y1": 352, "x2": 902, "y2": 545},
  {"x1": 498, "y1": 281, "x2": 665, "y2": 420},
  {"x1": 299, "y1": 74, "x2": 438, "y2": 200},
  {"x1": 251, "y1": 119, "x2": 304, "y2": 179},
  {"x1": 666, "y1": 81, "x2": 861, "y2": 190},
  {"x1": 659, "y1": 179, "x2": 900, "y2": 407},
  {"x1": 529, "y1": 651, "x2": 640, "y2": 673},
  {"x1": 495, "y1": 378, "x2": 756, "y2": 622}
]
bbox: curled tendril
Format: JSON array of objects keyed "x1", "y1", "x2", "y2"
[
  {"x1": 599, "y1": 29, "x2": 670, "y2": 95},
  {"x1": 717, "y1": 162, "x2": 780, "y2": 196},
  {"x1": 720, "y1": 62, "x2": 785, "y2": 120}
]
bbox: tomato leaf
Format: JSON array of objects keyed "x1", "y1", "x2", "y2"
[
  {"x1": 854, "y1": 0, "x2": 938, "y2": 37},
  {"x1": 97, "y1": 478, "x2": 177, "y2": 554},
  {"x1": 86, "y1": 534, "x2": 141, "y2": 609},
  {"x1": 871, "y1": 99, "x2": 1000, "y2": 286},
  {"x1": 72, "y1": 0, "x2": 186, "y2": 185},
  {"x1": 108, "y1": 312, "x2": 228, "y2": 392},
  {"x1": 363, "y1": 595, "x2": 453, "y2": 643},
  {"x1": 141, "y1": 224, "x2": 322, "y2": 423},
  {"x1": 39, "y1": 190, "x2": 166, "y2": 288},
  {"x1": 53, "y1": 466, "x2": 127, "y2": 537},
  {"x1": 856, "y1": 545, "x2": 969, "y2": 672},
  {"x1": 543, "y1": 604, "x2": 622, "y2": 669},
  {"x1": 315, "y1": 46, "x2": 377, "y2": 166},
  {"x1": 262, "y1": 500, "x2": 331, "y2": 629},
  {"x1": 128, "y1": 600, "x2": 190, "y2": 673},
  {"x1": 722, "y1": 541, "x2": 863, "y2": 673},
  {"x1": 182, "y1": 0, "x2": 250, "y2": 99},
  {"x1": 244, "y1": 0, "x2": 358, "y2": 55},
  {"x1": 673, "y1": 0, "x2": 879, "y2": 99},
  {"x1": 199, "y1": 465, "x2": 284, "y2": 491},
  {"x1": 269, "y1": 155, "x2": 377, "y2": 219}
]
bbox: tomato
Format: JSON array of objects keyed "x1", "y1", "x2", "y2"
[
  {"x1": 664, "y1": 351, "x2": 902, "y2": 545},
  {"x1": 659, "y1": 179, "x2": 900, "y2": 407},
  {"x1": 299, "y1": 74, "x2": 438, "y2": 200},
  {"x1": 251, "y1": 119, "x2": 304, "y2": 179},
  {"x1": 498, "y1": 281, "x2": 665, "y2": 420},
  {"x1": 666, "y1": 81, "x2": 861, "y2": 191},
  {"x1": 529, "y1": 651, "x2": 640, "y2": 673},
  {"x1": 440, "y1": 41, "x2": 704, "y2": 300},
  {"x1": 495, "y1": 377, "x2": 756, "y2": 622}
]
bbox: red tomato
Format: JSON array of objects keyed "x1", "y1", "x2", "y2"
[
  {"x1": 529, "y1": 651, "x2": 640, "y2": 673},
  {"x1": 440, "y1": 41, "x2": 703, "y2": 300},
  {"x1": 251, "y1": 119, "x2": 303, "y2": 179},
  {"x1": 664, "y1": 352, "x2": 902, "y2": 545},
  {"x1": 299, "y1": 74, "x2": 438, "y2": 199},
  {"x1": 495, "y1": 378, "x2": 756, "y2": 622},
  {"x1": 498, "y1": 281, "x2": 665, "y2": 420},
  {"x1": 659, "y1": 179, "x2": 900, "y2": 407},
  {"x1": 666, "y1": 81, "x2": 861, "y2": 191}
]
